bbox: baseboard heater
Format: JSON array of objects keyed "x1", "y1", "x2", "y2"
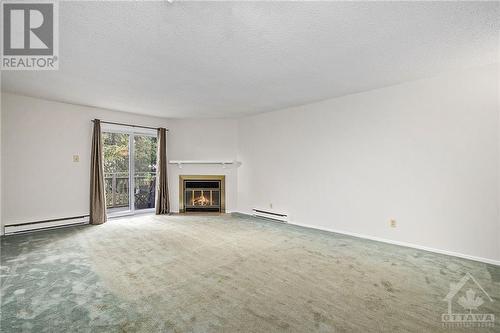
[
  {"x1": 3, "y1": 215, "x2": 90, "y2": 235},
  {"x1": 252, "y1": 209, "x2": 288, "y2": 223}
]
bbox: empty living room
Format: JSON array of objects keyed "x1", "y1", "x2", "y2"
[{"x1": 1, "y1": 1, "x2": 499, "y2": 332}]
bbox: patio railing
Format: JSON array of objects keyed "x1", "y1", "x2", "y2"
[{"x1": 105, "y1": 172, "x2": 156, "y2": 210}]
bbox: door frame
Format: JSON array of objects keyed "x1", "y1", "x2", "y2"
[{"x1": 101, "y1": 124, "x2": 157, "y2": 217}]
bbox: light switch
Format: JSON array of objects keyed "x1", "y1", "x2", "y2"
[{"x1": 73, "y1": 155, "x2": 80, "y2": 162}]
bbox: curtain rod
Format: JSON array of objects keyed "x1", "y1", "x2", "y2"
[{"x1": 92, "y1": 120, "x2": 168, "y2": 131}]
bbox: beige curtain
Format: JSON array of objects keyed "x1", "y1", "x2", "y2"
[
  {"x1": 90, "y1": 119, "x2": 107, "y2": 224},
  {"x1": 156, "y1": 128, "x2": 170, "y2": 214}
]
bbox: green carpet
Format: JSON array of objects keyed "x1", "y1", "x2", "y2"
[{"x1": 1, "y1": 214, "x2": 499, "y2": 332}]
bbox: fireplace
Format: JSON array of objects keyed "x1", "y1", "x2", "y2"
[{"x1": 179, "y1": 175, "x2": 225, "y2": 213}]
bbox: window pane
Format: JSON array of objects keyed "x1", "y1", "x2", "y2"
[
  {"x1": 103, "y1": 132, "x2": 130, "y2": 212},
  {"x1": 134, "y1": 135, "x2": 157, "y2": 210}
]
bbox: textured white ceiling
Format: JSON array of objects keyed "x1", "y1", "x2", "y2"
[{"x1": 2, "y1": 1, "x2": 499, "y2": 118}]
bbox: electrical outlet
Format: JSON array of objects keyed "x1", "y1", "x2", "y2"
[
  {"x1": 270, "y1": 203, "x2": 273, "y2": 209},
  {"x1": 390, "y1": 219, "x2": 397, "y2": 228},
  {"x1": 73, "y1": 155, "x2": 80, "y2": 163}
]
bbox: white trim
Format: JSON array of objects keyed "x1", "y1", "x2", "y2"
[
  {"x1": 107, "y1": 210, "x2": 154, "y2": 220},
  {"x1": 286, "y1": 221, "x2": 500, "y2": 266},
  {"x1": 134, "y1": 208, "x2": 156, "y2": 215},
  {"x1": 107, "y1": 209, "x2": 133, "y2": 218},
  {"x1": 129, "y1": 132, "x2": 135, "y2": 213},
  {"x1": 234, "y1": 211, "x2": 500, "y2": 266},
  {"x1": 169, "y1": 160, "x2": 236, "y2": 164},
  {"x1": 168, "y1": 160, "x2": 240, "y2": 169},
  {"x1": 102, "y1": 127, "x2": 157, "y2": 217}
]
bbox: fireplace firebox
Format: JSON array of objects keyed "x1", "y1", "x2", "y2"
[{"x1": 179, "y1": 175, "x2": 225, "y2": 213}]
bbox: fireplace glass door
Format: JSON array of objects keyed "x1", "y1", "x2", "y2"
[{"x1": 184, "y1": 180, "x2": 221, "y2": 212}]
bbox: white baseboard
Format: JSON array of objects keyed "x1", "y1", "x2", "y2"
[
  {"x1": 287, "y1": 221, "x2": 500, "y2": 267},
  {"x1": 234, "y1": 211, "x2": 499, "y2": 266}
]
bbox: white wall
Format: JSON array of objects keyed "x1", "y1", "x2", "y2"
[
  {"x1": 237, "y1": 64, "x2": 500, "y2": 262},
  {"x1": 0, "y1": 93, "x2": 238, "y2": 226},
  {"x1": 166, "y1": 118, "x2": 239, "y2": 213}
]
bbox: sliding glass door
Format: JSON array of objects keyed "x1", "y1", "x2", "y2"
[
  {"x1": 103, "y1": 128, "x2": 157, "y2": 216},
  {"x1": 103, "y1": 132, "x2": 131, "y2": 214},
  {"x1": 133, "y1": 135, "x2": 157, "y2": 211}
]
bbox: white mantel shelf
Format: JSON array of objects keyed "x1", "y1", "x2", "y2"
[{"x1": 169, "y1": 160, "x2": 241, "y2": 168}]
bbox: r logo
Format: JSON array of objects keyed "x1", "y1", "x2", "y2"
[{"x1": 3, "y1": 3, "x2": 54, "y2": 56}]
